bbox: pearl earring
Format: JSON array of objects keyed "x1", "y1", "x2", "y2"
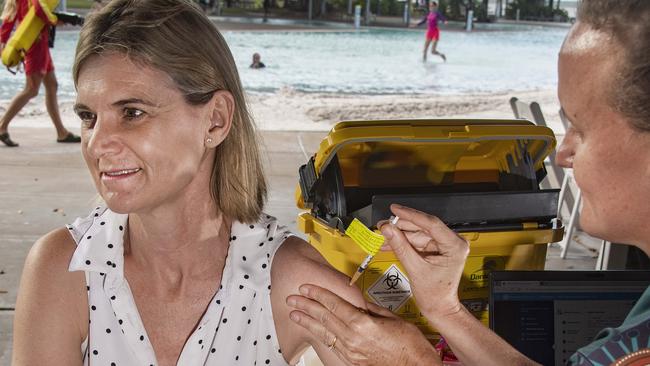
[{"x1": 206, "y1": 138, "x2": 213, "y2": 144}]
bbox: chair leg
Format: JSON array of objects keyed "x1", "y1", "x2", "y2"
[
  {"x1": 596, "y1": 240, "x2": 605, "y2": 269},
  {"x1": 560, "y1": 190, "x2": 581, "y2": 259},
  {"x1": 595, "y1": 240, "x2": 611, "y2": 270},
  {"x1": 557, "y1": 173, "x2": 570, "y2": 218}
]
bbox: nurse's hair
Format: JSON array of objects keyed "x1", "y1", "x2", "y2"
[
  {"x1": 73, "y1": 0, "x2": 267, "y2": 223},
  {"x1": 577, "y1": 0, "x2": 650, "y2": 131}
]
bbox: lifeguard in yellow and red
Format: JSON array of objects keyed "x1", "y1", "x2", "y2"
[
  {"x1": 1, "y1": 0, "x2": 59, "y2": 72},
  {"x1": 0, "y1": 0, "x2": 80, "y2": 147}
]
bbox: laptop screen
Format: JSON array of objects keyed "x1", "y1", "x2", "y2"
[{"x1": 489, "y1": 270, "x2": 650, "y2": 366}]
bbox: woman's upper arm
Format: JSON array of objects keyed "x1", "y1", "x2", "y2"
[
  {"x1": 271, "y1": 236, "x2": 367, "y2": 365},
  {"x1": 12, "y1": 228, "x2": 88, "y2": 366}
]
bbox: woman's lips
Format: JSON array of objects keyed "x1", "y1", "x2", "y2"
[{"x1": 101, "y1": 168, "x2": 142, "y2": 181}]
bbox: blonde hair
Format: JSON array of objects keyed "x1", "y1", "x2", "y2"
[
  {"x1": 1, "y1": 0, "x2": 17, "y2": 22},
  {"x1": 73, "y1": 0, "x2": 267, "y2": 223}
]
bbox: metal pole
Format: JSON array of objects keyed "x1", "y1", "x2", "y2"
[
  {"x1": 354, "y1": 4, "x2": 361, "y2": 28},
  {"x1": 321, "y1": 0, "x2": 326, "y2": 16},
  {"x1": 308, "y1": 0, "x2": 313, "y2": 20},
  {"x1": 404, "y1": 0, "x2": 411, "y2": 28},
  {"x1": 365, "y1": 0, "x2": 370, "y2": 25},
  {"x1": 348, "y1": 0, "x2": 352, "y2": 15}
]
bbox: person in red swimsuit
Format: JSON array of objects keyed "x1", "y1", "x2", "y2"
[
  {"x1": 416, "y1": 1, "x2": 447, "y2": 62},
  {"x1": 0, "y1": 0, "x2": 80, "y2": 147}
]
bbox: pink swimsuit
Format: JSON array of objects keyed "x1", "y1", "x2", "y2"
[{"x1": 419, "y1": 11, "x2": 446, "y2": 41}]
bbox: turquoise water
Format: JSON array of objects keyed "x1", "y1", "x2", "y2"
[{"x1": 0, "y1": 25, "x2": 567, "y2": 100}]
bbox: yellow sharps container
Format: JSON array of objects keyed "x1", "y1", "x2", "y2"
[{"x1": 295, "y1": 119, "x2": 564, "y2": 340}]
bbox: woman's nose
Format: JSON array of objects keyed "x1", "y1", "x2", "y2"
[{"x1": 85, "y1": 117, "x2": 121, "y2": 158}]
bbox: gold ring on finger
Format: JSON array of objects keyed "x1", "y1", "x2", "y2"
[{"x1": 328, "y1": 335, "x2": 337, "y2": 350}]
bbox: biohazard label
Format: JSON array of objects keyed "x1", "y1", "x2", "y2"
[{"x1": 367, "y1": 264, "x2": 412, "y2": 311}]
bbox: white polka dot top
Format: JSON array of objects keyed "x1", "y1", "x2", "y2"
[{"x1": 67, "y1": 206, "x2": 293, "y2": 366}]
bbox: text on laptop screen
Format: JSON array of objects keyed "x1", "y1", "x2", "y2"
[{"x1": 489, "y1": 271, "x2": 650, "y2": 366}]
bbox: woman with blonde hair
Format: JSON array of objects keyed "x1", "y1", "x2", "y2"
[
  {"x1": 0, "y1": 0, "x2": 80, "y2": 146},
  {"x1": 9, "y1": 0, "x2": 412, "y2": 364}
]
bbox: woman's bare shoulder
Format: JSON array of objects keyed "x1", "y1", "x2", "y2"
[
  {"x1": 25, "y1": 227, "x2": 83, "y2": 281},
  {"x1": 21, "y1": 226, "x2": 88, "y2": 316},
  {"x1": 12, "y1": 227, "x2": 88, "y2": 365},
  {"x1": 272, "y1": 236, "x2": 357, "y2": 289},
  {"x1": 270, "y1": 236, "x2": 367, "y2": 363}
]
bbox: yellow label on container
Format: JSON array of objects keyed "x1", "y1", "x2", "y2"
[{"x1": 345, "y1": 218, "x2": 384, "y2": 255}]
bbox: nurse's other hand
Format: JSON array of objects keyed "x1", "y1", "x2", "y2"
[
  {"x1": 379, "y1": 204, "x2": 469, "y2": 321},
  {"x1": 287, "y1": 284, "x2": 441, "y2": 366}
]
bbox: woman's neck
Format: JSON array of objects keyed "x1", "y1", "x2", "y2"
[{"x1": 124, "y1": 196, "x2": 231, "y2": 277}]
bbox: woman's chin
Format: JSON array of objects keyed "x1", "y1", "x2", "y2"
[{"x1": 101, "y1": 193, "x2": 139, "y2": 214}]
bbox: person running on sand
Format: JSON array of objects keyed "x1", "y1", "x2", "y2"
[
  {"x1": 0, "y1": 0, "x2": 81, "y2": 147},
  {"x1": 417, "y1": 1, "x2": 447, "y2": 62}
]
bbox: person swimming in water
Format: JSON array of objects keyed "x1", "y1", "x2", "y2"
[
  {"x1": 250, "y1": 52, "x2": 266, "y2": 69},
  {"x1": 417, "y1": 1, "x2": 447, "y2": 62}
]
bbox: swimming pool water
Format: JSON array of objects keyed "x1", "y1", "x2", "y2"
[{"x1": 0, "y1": 25, "x2": 567, "y2": 100}]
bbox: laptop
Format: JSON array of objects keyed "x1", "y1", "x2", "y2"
[{"x1": 489, "y1": 270, "x2": 650, "y2": 366}]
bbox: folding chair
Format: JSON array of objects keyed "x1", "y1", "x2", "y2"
[
  {"x1": 511, "y1": 97, "x2": 650, "y2": 269},
  {"x1": 509, "y1": 97, "x2": 605, "y2": 263}
]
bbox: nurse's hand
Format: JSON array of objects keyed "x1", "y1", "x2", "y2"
[
  {"x1": 287, "y1": 284, "x2": 441, "y2": 366},
  {"x1": 379, "y1": 204, "x2": 469, "y2": 322}
]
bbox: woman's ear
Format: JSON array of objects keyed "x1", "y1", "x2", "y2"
[{"x1": 205, "y1": 90, "x2": 235, "y2": 148}]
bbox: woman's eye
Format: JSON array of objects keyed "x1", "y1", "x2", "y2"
[
  {"x1": 77, "y1": 111, "x2": 97, "y2": 128},
  {"x1": 123, "y1": 108, "x2": 144, "y2": 119}
]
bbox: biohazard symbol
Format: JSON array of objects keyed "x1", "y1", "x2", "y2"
[{"x1": 383, "y1": 271, "x2": 402, "y2": 290}]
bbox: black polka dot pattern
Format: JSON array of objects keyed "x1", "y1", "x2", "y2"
[{"x1": 72, "y1": 208, "x2": 291, "y2": 365}]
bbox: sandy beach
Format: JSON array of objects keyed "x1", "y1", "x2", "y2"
[
  {"x1": 0, "y1": 87, "x2": 562, "y2": 133},
  {"x1": 249, "y1": 87, "x2": 562, "y2": 131}
]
